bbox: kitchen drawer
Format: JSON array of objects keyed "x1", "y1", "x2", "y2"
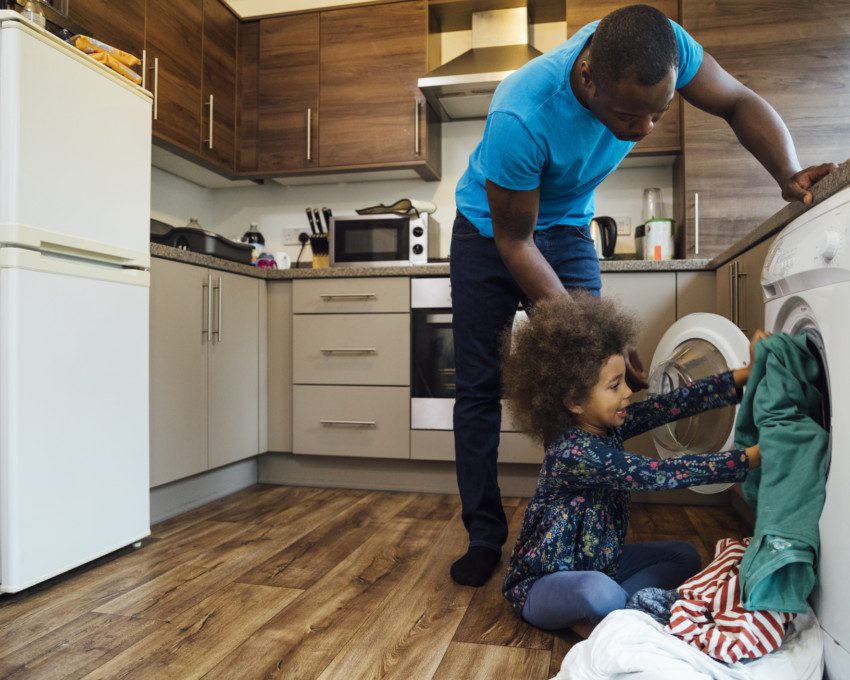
[
  {"x1": 293, "y1": 385, "x2": 410, "y2": 458},
  {"x1": 293, "y1": 277, "x2": 409, "y2": 314},
  {"x1": 293, "y1": 313, "x2": 410, "y2": 385},
  {"x1": 410, "y1": 430, "x2": 543, "y2": 465}
]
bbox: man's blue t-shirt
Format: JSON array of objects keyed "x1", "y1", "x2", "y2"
[{"x1": 455, "y1": 20, "x2": 703, "y2": 237}]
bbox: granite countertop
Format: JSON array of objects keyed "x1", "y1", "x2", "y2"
[
  {"x1": 152, "y1": 161, "x2": 850, "y2": 278},
  {"x1": 150, "y1": 243, "x2": 711, "y2": 278}
]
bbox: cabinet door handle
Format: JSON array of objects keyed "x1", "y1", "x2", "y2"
[
  {"x1": 693, "y1": 192, "x2": 700, "y2": 255},
  {"x1": 149, "y1": 57, "x2": 159, "y2": 120},
  {"x1": 202, "y1": 275, "x2": 212, "y2": 341},
  {"x1": 728, "y1": 262, "x2": 735, "y2": 324},
  {"x1": 414, "y1": 98, "x2": 421, "y2": 156},
  {"x1": 214, "y1": 276, "x2": 223, "y2": 342},
  {"x1": 204, "y1": 94, "x2": 214, "y2": 149},
  {"x1": 141, "y1": 49, "x2": 146, "y2": 89},
  {"x1": 319, "y1": 419, "x2": 377, "y2": 428},
  {"x1": 306, "y1": 108, "x2": 312, "y2": 161},
  {"x1": 736, "y1": 269, "x2": 748, "y2": 333},
  {"x1": 319, "y1": 293, "x2": 376, "y2": 301},
  {"x1": 319, "y1": 348, "x2": 377, "y2": 355}
]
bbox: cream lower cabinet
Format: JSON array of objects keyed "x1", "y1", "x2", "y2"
[
  {"x1": 150, "y1": 258, "x2": 262, "y2": 486},
  {"x1": 716, "y1": 237, "x2": 775, "y2": 336},
  {"x1": 291, "y1": 277, "x2": 410, "y2": 459}
]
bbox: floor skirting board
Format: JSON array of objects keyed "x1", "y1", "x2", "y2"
[
  {"x1": 150, "y1": 458, "x2": 258, "y2": 524},
  {"x1": 258, "y1": 452, "x2": 732, "y2": 507}
]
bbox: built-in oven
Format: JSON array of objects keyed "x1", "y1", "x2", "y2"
[
  {"x1": 411, "y1": 277, "x2": 455, "y2": 429},
  {"x1": 411, "y1": 277, "x2": 525, "y2": 431}
]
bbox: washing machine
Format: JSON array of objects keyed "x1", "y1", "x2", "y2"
[{"x1": 647, "y1": 185, "x2": 850, "y2": 679}]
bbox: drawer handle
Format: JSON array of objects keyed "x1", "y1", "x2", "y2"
[
  {"x1": 319, "y1": 293, "x2": 376, "y2": 301},
  {"x1": 320, "y1": 348, "x2": 377, "y2": 355},
  {"x1": 320, "y1": 419, "x2": 377, "y2": 428}
]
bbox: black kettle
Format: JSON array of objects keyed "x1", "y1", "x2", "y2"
[{"x1": 590, "y1": 216, "x2": 617, "y2": 259}]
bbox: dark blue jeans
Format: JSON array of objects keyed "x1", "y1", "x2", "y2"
[{"x1": 450, "y1": 211, "x2": 601, "y2": 551}]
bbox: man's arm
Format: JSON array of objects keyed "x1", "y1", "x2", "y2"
[
  {"x1": 679, "y1": 53, "x2": 835, "y2": 204},
  {"x1": 485, "y1": 179, "x2": 566, "y2": 302}
]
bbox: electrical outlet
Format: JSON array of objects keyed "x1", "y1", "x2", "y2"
[
  {"x1": 614, "y1": 216, "x2": 632, "y2": 235},
  {"x1": 280, "y1": 227, "x2": 306, "y2": 245}
]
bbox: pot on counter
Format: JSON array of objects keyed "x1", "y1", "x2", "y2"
[{"x1": 590, "y1": 216, "x2": 617, "y2": 259}]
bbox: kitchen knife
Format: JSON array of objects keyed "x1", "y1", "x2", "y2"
[
  {"x1": 322, "y1": 207, "x2": 333, "y2": 232},
  {"x1": 312, "y1": 207, "x2": 323, "y2": 234},
  {"x1": 306, "y1": 208, "x2": 318, "y2": 235}
]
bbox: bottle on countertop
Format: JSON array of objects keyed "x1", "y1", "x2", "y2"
[{"x1": 240, "y1": 223, "x2": 265, "y2": 264}]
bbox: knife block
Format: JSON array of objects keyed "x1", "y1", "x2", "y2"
[{"x1": 310, "y1": 234, "x2": 329, "y2": 268}]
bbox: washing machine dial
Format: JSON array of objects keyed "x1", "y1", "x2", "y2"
[{"x1": 820, "y1": 231, "x2": 841, "y2": 261}]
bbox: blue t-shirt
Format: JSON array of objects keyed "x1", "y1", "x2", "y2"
[{"x1": 455, "y1": 20, "x2": 703, "y2": 237}]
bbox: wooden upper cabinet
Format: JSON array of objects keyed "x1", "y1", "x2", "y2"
[
  {"x1": 145, "y1": 0, "x2": 203, "y2": 154},
  {"x1": 319, "y1": 1, "x2": 438, "y2": 174},
  {"x1": 201, "y1": 0, "x2": 238, "y2": 170},
  {"x1": 679, "y1": 0, "x2": 850, "y2": 259},
  {"x1": 566, "y1": 0, "x2": 681, "y2": 154},
  {"x1": 257, "y1": 14, "x2": 319, "y2": 172},
  {"x1": 237, "y1": 21, "x2": 259, "y2": 173},
  {"x1": 67, "y1": 0, "x2": 145, "y2": 59}
]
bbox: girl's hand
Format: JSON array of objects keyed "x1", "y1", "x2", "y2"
[
  {"x1": 733, "y1": 330, "x2": 770, "y2": 387},
  {"x1": 746, "y1": 443, "x2": 761, "y2": 469}
]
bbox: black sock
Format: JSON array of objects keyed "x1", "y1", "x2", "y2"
[{"x1": 450, "y1": 546, "x2": 501, "y2": 587}]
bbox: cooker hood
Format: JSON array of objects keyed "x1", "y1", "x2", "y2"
[{"x1": 419, "y1": 7, "x2": 542, "y2": 121}]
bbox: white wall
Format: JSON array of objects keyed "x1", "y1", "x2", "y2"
[{"x1": 150, "y1": 127, "x2": 674, "y2": 263}]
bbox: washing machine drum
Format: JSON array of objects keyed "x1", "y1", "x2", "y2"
[{"x1": 648, "y1": 314, "x2": 750, "y2": 494}]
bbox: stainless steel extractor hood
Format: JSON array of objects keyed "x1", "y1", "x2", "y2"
[{"x1": 419, "y1": 7, "x2": 543, "y2": 121}]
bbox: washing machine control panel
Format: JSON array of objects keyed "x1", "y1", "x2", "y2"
[{"x1": 763, "y1": 187, "x2": 850, "y2": 290}]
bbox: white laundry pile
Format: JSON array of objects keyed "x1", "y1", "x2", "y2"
[
  {"x1": 666, "y1": 537, "x2": 796, "y2": 662},
  {"x1": 551, "y1": 606, "x2": 822, "y2": 680}
]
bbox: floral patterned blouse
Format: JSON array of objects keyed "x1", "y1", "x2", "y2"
[{"x1": 503, "y1": 371, "x2": 751, "y2": 615}]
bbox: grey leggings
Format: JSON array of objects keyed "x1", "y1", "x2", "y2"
[{"x1": 521, "y1": 540, "x2": 701, "y2": 630}]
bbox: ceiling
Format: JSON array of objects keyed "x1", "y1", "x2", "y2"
[{"x1": 222, "y1": 0, "x2": 372, "y2": 18}]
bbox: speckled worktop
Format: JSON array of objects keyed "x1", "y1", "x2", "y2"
[
  {"x1": 150, "y1": 244, "x2": 711, "y2": 279},
  {"x1": 151, "y1": 160, "x2": 850, "y2": 278}
]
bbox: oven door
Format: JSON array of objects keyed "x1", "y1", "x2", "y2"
[{"x1": 330, "y1": 215, "x2": 410, "y2": 267}]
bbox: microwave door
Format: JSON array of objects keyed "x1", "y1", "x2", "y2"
[{"x1": 333, "y1": 219, "x2": 409, "y2": 265}]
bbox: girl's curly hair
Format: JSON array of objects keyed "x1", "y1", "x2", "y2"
[{"x1": 501, "y1": 293, "x2": 638, "y2": 445}]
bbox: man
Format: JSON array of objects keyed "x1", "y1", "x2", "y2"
[{"x1": 449, "y1": 4, "x2": 834, "y2": 588}]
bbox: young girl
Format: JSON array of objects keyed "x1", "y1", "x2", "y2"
[{"x1": 501, "y1": 293, "x2": 762, "y2": 637}]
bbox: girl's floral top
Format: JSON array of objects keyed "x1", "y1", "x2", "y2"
[{"x1": 503, "y1": 371, "x2": 751, "y2": 615}]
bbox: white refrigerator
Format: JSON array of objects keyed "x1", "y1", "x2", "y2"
[{"x1": 0, "y1": 11, "x2": 152, "y2": 593}]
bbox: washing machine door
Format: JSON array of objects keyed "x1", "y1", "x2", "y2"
[{"x1": 648, "y1": 313, "x2": 749, "y2": 494}]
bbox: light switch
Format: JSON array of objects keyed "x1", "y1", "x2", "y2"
[{"x1": 614, "y1": 216, "x2": 632, "y2": 235}]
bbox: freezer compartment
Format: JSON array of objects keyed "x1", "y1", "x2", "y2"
[
  {"x1": 0, "y1": 16, "x2": 151, "y2": 254},
  {"x1": 0, "y1": 264, "x2": 149, "y2": 593}
]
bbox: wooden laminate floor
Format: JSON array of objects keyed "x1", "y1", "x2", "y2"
[{"x1": 0, "y1": 485, "x2": 752, "y2": 679}]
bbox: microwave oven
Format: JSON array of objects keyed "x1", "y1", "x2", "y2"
[{"x1": 329, "y1": 213, "x2": 439, "y2": 267}]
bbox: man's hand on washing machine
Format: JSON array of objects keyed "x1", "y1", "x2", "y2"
[
  {"x1": 745, "y1": 444, "x2": 761, "y2": 469},
  {"x1": 734, "y1": 330, "x2": 770, "y2": 388}
]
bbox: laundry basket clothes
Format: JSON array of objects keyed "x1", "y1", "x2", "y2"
[{"x1": 551, "y1": 606, "x2": 823, "y2": 680}]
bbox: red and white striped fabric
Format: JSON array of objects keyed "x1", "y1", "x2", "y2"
[{"x1": 665, "y1": 537, "x2": 796, "y2": 664}]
